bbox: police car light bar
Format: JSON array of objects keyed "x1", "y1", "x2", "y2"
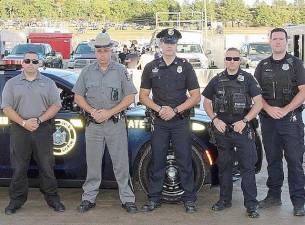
[{"x1": 0, "y1": 59, "x2": 23, "y2": 70}]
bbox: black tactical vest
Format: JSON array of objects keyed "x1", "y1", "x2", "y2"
[
  {"x1": 212, "y1": 72, "x2": 252, "y2": 115},
  {"x1": 260, "y1": 57, "x2": 298, "y2": 107}
]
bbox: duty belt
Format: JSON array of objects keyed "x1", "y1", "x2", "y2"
[
  {"x1": 151, "y1": 109, "x2": 191, "y2": 120},
  {"x1": 85, "y1": 111, "x2": 125, "y2": 125}
]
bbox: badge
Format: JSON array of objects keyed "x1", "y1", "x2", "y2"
[
  {"x1": 177, "y1": 66, "x2": 182, "y2": 73},
  {"x1": 237, "y1": 74, "x2": 244, "y2": 82},
  {"x1": 124, "y1": 70, "x2": 131, "y2": 81},
  {"x1": 168, "y1": 29, "x2": 174, "y2": 36},
  {"x1": 152, "y1": 67, "x2": 159, "y2": 73},
  {"x1": 282, "y1": 63, "x2": 289, "y2": 70}
]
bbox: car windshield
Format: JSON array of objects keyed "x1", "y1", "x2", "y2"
[
  {"x1": 11, "y1": 44, "x2": 45, "y2": 55},
  {"x1": 177, "y1": 44, "x2": 202, "y2": 53},
  {"x1": 75, "y1": 43, "x2": 95, "y2": 54},
  {"x1": 249, "y1": 44, "x2": 272, "y2": 55}
]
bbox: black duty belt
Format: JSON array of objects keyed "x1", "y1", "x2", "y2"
[
  {"x1": 86, "y1": 112, "x2": 125, "y2": 125},
  {"x1": 152, "y1": 110, "x2": 190, "y2": 120}
]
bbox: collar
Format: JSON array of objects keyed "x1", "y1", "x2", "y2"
[
  {"x1": 270, "y1": 52, "x2": 288, "y2": 63},
  {"x1": 20, "y1": 71, "x2": 41, "y2": 81},
  {"x1": 158, "y1": 56, "x2": 178, "y2": 68},
  {"x1": 94, "y1": 60, "x2": 115, "y2": 71},
  {"x1": 224, "y1": 68, "x2": 241, "y2": 77}
]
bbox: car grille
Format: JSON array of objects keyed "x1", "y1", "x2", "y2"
[
  {"x1": 74, "y1": 59, "x2": 97, "y2": 68},
  {"x1": 187, "y1": 58, "x2": 201, "y2": 68}
]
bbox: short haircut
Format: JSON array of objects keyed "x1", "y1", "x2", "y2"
[
  {"x1": 270, "y1": 28, "x2": 288, "y2": 40},
  {"x1": 226, "y1": 47, "x2": 240, "y2": 54},
  {"x1": 24, "y1": 51, "x2": 38, "y2": 58}
]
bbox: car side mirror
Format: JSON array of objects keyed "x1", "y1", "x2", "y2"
[
  {"x1": 205, "y1": 50, "x2": 211, "y2": 55},
  {"x1": 71, "y1": 50, "x2": 74, "y2": 56},
  {"x1": 4, "y1": 50, "x2": 9, "y2": 56}
]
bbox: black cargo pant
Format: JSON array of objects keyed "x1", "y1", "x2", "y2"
[
  {"x1": 148, "y1": 117, "x2": 196, "y2": 202},
  {"x1": 214, "y1": 125, "x2": 258, "y2": 209},
  {"x1": 9, "y1": 122, "x2": 60, "y2": 206}
]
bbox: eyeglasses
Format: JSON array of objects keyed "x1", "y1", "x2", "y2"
[
  {"x1": 225, "y1": 57, "x2": 240, "y2": 61},
  {"x1": 23, "y1": 59, "x2": 39, "y2": 64}
]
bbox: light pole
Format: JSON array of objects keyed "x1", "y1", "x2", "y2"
[{"x1": 203, "y1": 0, "x2": 208, "y2": 50}]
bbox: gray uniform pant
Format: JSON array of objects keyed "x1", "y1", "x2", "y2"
[{"x1": 82, "y1": 120, "x2": 135, "y2": 204}]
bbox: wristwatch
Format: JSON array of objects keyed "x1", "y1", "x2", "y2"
[
  {"x1": 173, "y1": 108, "x2": 178, "y2": 114},
  {"x1": 21, "y1": 120, "x2": 26, "y2": 127},
  {"x1": 242, "y1": 117, "x2": 248, "y2": 124},
  {"x1": 37, "y1": 117, "x2": 42, "y2": 125}
]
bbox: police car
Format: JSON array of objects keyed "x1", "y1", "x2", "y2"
[{"x1": 0, "y1": 60, "x2": 264, "y2": 202}]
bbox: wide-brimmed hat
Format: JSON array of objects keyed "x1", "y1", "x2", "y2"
[{"x1": 91, "y1": 32, "x2": 114, "y2": 48}]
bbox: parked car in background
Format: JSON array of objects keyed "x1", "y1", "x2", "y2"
[
  {"x1": 240, "y1": 42, "x2": 271, "y2": 68},
  {"x1": 0, "y1": 61, "x2": 263, "y2": 202},
  {"x1": 3, "y1": 43, "x2": 63, "y2": 68},
  {"x1": 67, "y1": 42, "x2": 96, "y2": 69}
]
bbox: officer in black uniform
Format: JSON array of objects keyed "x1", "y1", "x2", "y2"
[
  {"x1": 139, "y1": 28, "x2": 201, "y2": 213},
  {"x1": 202, "y1": 47, "x2": 263, "y2": 218},
  {"x1": 254, "y1": 28, "x2": 305, "y2": 216}
]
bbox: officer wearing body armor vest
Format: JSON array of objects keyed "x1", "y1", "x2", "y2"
[
  {"x1": 254, "y1": 28, "x2": 305, "y2": 217},
  {"x1": 202, "y1": 47, "x2": 263, "y2": 218}
]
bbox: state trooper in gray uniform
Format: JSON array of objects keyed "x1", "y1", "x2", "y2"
[
  {"x1": 72, "y1": 32, "x2": 138, "y2": 213},
  {"x1": 1, "y1": 51, "x2": 65, "y2": 215}
]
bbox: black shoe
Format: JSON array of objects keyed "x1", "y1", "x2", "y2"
[
  {"x1": 294, "y1": 206, "x2": 305, "y2": 216},
  {"x1": 122, "y1": 202, "x2": 138, "y2": 213},
  {"x1": 4, "y1": 203, "x2": 21, "y2": 215},
  {"x1": 211, "y1": 200, "x2": 232, "y2": 211},
  {"x1": 140, "y1": 201, "x2": 161, "y2": 212},
  {"x1": 78, "y1": 200, "x2": 96, "y2": 213},
  {"x1": 184, "y1": 201, "x2": 197, "y2": 213},
  {"x1": 48, "y1": 201, "x2": 65, "y2": 212},
  {"x1": 247, "y1": 206, "x2": 260, "y2": 218},
  {"x1": 258, "y1": 196, "x2": 282, "y2": 209}
]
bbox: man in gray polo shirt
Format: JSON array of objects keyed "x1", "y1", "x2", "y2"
[
  {"x1": 1, "y1": 51, "x2": 65, "y2": 215},
  {"x1": 72, "y1": 31, "x2": 138, "y2": 213}
]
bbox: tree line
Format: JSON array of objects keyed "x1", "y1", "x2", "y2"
[{"x1": 0, "y1": 0, "x2": 305, "y2": 27}]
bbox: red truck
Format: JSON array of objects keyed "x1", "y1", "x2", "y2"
[{"x1": 28, "y1": 33, "x2": 72, "y2": 59}]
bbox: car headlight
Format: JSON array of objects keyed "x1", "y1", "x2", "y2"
[
  {"x1": 192, "y1": 122, "x2": 206, "y2": 131},
  {"x1": 70, "y1": 119, "x2": 84, "y2": 128},
  {"x1": 0, "y1": 116, "x2": 9, "y2": 125}
]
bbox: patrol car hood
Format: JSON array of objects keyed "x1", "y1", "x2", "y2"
[
  {"x1": 247, "y1": 54, "x2": 268, "y2": 62},
  {"x1": 72, "y1": 53, "x2": 96, "y2": 60}
]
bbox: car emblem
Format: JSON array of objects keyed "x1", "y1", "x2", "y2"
[
  {"x1": 282, "y1": 63, "x2": 289, "y2": 70},
  {"x1": 237, "y1": 74, "x2": 244, "y2": 81},
  {"x1": 177, "y1": 66, "x2": 182, "y2": 73},
  {"x1": 168, "y1": 29, "x2": 174, "y2": 35},
  {"x1": 53, "y1": 119, "x2": 77, "y2": 156},
  {"x1": 152, "y1": 67, "x2": 159, "y2": 73}
]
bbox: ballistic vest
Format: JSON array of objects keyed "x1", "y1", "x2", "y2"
[
  {"x1": 260, "y1": 56, "x2": 298, "y2": 107},
  {"x1": 212, "y1": 71, "x2": 252, "y2": 115}
]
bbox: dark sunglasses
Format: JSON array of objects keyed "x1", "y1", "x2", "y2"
[
  {"x1": 23, "y1": 59, "x2": 39, "y2": 64},
  {"x1": 225, "y1": 57, "x2": 240, "y2": 61}
]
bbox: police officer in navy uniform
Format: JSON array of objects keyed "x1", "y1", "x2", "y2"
[
  {"x1": 202, "y1": 48, "x2": 263, "y2": 218},
  {"x1": 254, "y1": 28, "x2": 305, "y2": 216},
  {"x1": 139, "y1": 28, "x2": 201, "y2": 213}
]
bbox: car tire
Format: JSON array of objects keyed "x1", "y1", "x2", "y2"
[{"x1": 135, "y1": 141, "x2": 209, "y2": 202}]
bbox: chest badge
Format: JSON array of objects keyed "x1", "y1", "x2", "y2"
[
  {"x1": 177, "y1": 66, "x2": 183, "y2": 73},
  {"x1": 152, "y1": 67, "x2": 159, "y2": 73},
  {"x1": 282, "y1": 63, "x2": 289, "y2": 71},
  {"x1": 237, "y1": 74, "x2": 244, "y2": 82}
]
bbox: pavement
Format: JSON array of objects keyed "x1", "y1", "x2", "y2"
[{"x1": 0, "y1": 158, "x2": 304, "y2": 225}]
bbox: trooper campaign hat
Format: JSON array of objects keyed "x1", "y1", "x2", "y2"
[
  {"x1": 156, "y1": 28, "x2": 182, "y2": 44},
  {"x1": 92, "y1": 30, "x2": 114, "y2": 48}
]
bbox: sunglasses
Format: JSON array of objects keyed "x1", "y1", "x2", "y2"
[
  {"x1": 23, "y1": 59, "x2": 39, "y2": 64},
  {"x1": 225, "y1": 57, "x2": 240, "y2": 61}
]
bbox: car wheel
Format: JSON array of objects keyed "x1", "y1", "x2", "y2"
[{"x1": 135, "y1": 142, "x2": 209, "y2": 202}]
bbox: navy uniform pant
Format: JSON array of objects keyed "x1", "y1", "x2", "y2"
[
  {"x1": 148, "y1": 117, "x2": 196, "y2": 202},
  {"x1": 214, "y1": 126, "x2": 258, "y2": 209},
  {"x1": 260, "y1": 112, "x2": 305, "y2": 208},
  {"x1": 9, "y1": 123, "x2": 60, "y2": 207}
]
